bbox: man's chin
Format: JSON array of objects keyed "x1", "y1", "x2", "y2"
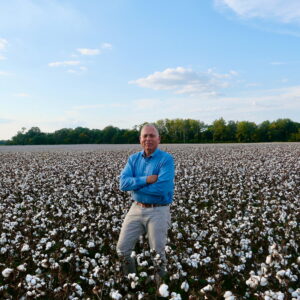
[{"x1": 144, "y1": 146, "x2": 154, "y2": 152}]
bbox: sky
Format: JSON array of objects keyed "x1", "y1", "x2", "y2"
[{"x1": 1, "y1": 0, "x2": 300, "y2": 139}]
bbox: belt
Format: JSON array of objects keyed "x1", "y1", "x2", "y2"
[{"x1": 135, "y1": 201, "x2": 169, "y2": 208}]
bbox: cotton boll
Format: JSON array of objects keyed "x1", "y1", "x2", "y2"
[
  {"x1": 180, "y1": 281, "x2": 189, "y2": 292},
  {"x1": 127, "y1": 273, "x2": 137, "y2": 280},
  {"x1": 25, "y1": 274, "x2": 32, "y2": 283},
  {"x1": 0, "y1": 247, "x2": 7, "y2": 254},
  {"x1": 87, "y1": 241, "x2": 95, "y2": 248},
  {"x1": 159, "y1": 284, "x2": 169, "y2": 297},
  {"x1": 71, "y1": 227, "x2": 77, "y2": 233},
  {"x1": 276, "y1": 292, "x2": 285, "y2": 300},
  {"x1": 140, "y1": 261, "x2": 148, "y2": 267},
  {"x1": 2, "y1": 268, "x2": 13, "y2": 278},
  {"x1": 21, "y1": 244, "x2": 30, "y2": 252},
  {"x1": 130, "y1": 281, "x2": 137, "y2": 289},
  {"x1": 170, "y1": 292, "x2": 182, "y2": 300},
  {"x1": 246, "y1": 275, "x2": 260, "y2": 288},
  {"x1": 170, "y1": 273, "x2": 180, "y2": 280},
  {"x1": 291, "y1": 289, "x2": 300, "y2": 297},
  {"x1": 45, "y1": 241, "x2": 53, "y2": 250},
  {"x1": 72, "y1": 283, "x2": 83, "y2": 296},
  {"x1": 260, "y1": 277, "x2": 268, "y2": 286},
  {"x1": 165, "y1": 246, "x2": 172, "y2": 253},
  {"x1": 201, "y1": 284, "x2": 213, "y2": 293},
  {"x1": 202, "y1": 257, "x2": 211, "y2": 264},
  {"x1": 224, "y1": 291, "x2": 233, "y2": 298},
  {"x1": 17, "y1": 264, "x2": 27, "y2": 272},
  {"x1": 276, "y1": 270, "x2": 286, "y2": 278},
  {"x1": 64, "y1": 240, "x2": 75, "y2": 248},
  {"x1": 109, "y1": 289, "x2": 122, "y2": 299},
  {"x1": 41, "y1": 259, "x2": 49, "y2": 268}
]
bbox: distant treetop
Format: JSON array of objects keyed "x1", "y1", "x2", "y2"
[{"x1": 4, "y1": 118, "x2": 300, "y2": 145}]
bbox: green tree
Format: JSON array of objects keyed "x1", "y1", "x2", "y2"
[
  {"x1": 257, "y1": 121, "x2": 271, "y2": 142},
  {"x1": 236, "y1": 121, "x2": 257, "y2": 142},
  {"x1": 102, "y1": 126, "x2": 119, "y2": 143},
  {"x1": 290, "y1": 128, "x2": 300, "y2": 141},
  {"x1": 269, "y1": 119, "x2": 297, "y2": 141},
  {"x1": 226, "y1": 120, "x2": 237, "y2": 142},
  {"x1": 212, "y1": 118, "x2": 227, "y2": 142}
]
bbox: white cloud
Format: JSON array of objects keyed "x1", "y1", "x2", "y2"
[
  {"x1": 66, "y1": 69, "x2": 77, "y2": 74},
  {"x1": 270, "y1": 61, "x2": 286, "y2": 65},
  {"x1": 0, "y1": 71, "x2": 10, "y2": 76},
  {"x1": 215, "y1": 0, "x2": 300, "y2": 24},
  {"x1": 72, "y1": 104, "x2": 105, "y2": 110},
  {"x1": 101, "y1": 43, "x2": 112, "y2": 49},
  {"x1": 76, "y1": 43, "x2": 112, "y2": 56},
  {"x1": 129, "y1": 67, "x2": 238, "y2": 96},
  {"x1": 129, "y1": 85, "x2": 300, "y2": 124},
  {"x1": 14, "y1": 93, "x2": 30, "y2": 97},
  {"x1": 0, "y1": 55, "x2": 6, "y2": 60},
  {"x1": 77, "y1": 48, "x2": 100, "y2": 55},
  {"x1": 270, "y1": 60, "x2": 300, "y2": 66},
  {"x1": 67, "y1": 66, "x2": 87, "y2": 74},
  {"x1": 48, "y1": 60, "x2": 80, "y2": 67},
  {"x1": 0, "y1": 38, "x2": 8, "y2": 50}
]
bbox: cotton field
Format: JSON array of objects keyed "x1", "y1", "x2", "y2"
[{"x1": 0, "y1": 143, "x2": 299, "y2": 300}]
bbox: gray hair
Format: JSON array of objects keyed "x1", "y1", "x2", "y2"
[{"x1": 140, "y1": 123, "x2": 160, "y2": 137}]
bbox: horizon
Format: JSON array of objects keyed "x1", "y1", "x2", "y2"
[
  {"x1": 1, "y1": 117, "x2": 299, "y2": 141},
  {"x1": 1, "y1": 0, "x2": 300, "y2": 139}
]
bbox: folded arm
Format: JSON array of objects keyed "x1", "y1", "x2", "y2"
[
  {"x1": 137, "y1": 156, "x2": 174, "y2": 197},
  {"x1": 119, "y1": 158, "x2": 147, "y2": 191}
]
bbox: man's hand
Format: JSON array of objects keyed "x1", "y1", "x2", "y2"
[{"x1": 146, "y1": 175, "x2": 158, "y2": 184}]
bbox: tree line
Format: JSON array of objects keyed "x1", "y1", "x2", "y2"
[{"x1": 2, "y1": 118, "x2": 300, "y2": 145}]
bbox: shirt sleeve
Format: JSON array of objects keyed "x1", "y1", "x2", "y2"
[
  {"x1": 137, "y1": 155, "x2": 175, "y2": 196},
  {"x1": 119, "y1": 156, "x2": 147, "y2": 191}
]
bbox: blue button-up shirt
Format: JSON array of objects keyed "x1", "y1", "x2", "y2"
[{"x1": 119, "y1": 148, "x2": 175, "y2": 204}]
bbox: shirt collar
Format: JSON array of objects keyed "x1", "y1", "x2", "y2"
[{"x1": 141, "y1": 148, "x2": 160, "y2": 158}]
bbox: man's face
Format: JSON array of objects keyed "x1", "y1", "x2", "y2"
[{"x1": 140, "y1": 126, "x2": 160, "y2": 155}]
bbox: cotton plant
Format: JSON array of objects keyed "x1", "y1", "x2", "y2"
[{"x1": 0, "y1": 144, "x2": 299, "y2": 298}]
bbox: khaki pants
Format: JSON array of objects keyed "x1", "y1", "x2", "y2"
[{"x1": 116, "y1": 202, "x2": 171, "y2": 275}]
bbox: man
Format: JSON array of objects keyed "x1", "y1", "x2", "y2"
[{"x1": 117, "y1": 124, "x2": 175, "y2": 278}]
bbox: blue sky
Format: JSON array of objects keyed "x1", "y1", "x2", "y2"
[{"x1": 1, "y1": 0, "x2": 300, "y2": 139}]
